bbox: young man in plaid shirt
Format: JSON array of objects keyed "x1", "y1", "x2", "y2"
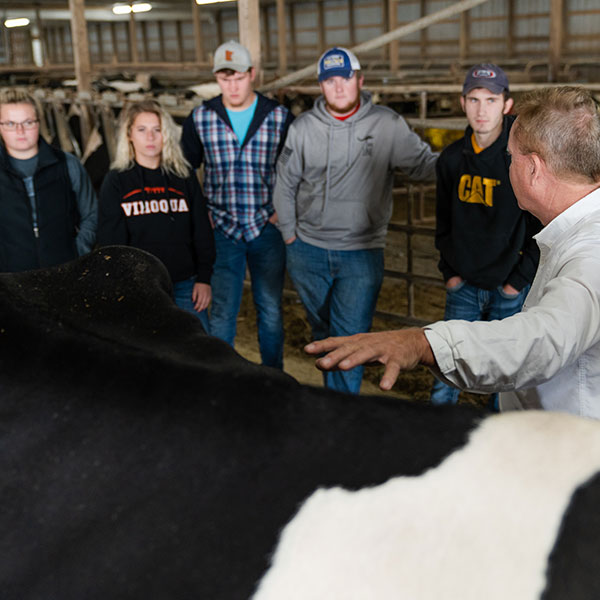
[{"x1": 182, "y1": 41, "x2": 293, "y2": 368}]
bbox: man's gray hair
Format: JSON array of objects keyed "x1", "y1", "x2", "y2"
[{"x1": 514, "y1": 86, "x2": 600, "y2": 183}]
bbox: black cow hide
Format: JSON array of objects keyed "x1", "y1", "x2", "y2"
[{"x1": 1, "y1": 247, "x2": 598, "y2": 600}]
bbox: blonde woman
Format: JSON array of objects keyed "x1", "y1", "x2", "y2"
[{"x1": 98, "y1": 100, "x2": 214, "y2": 330}]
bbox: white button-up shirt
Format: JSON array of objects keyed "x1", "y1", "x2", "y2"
[{"x1": 424, "y1": 187, "x2": 600, "y2": 418}]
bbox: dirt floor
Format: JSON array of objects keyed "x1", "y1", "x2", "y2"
[{"x1": 234, "y1": 282, "x2": 491, "y2": 410}]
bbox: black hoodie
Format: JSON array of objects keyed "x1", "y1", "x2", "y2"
[
  {"x1": 98, "y1": 163, "x2": 215, "y2": 284},
  {"x1": 435, "y1": 115, "x2": 541, "y2": 291}
]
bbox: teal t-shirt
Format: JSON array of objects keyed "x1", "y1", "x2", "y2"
[{"x1": 226, "y1": 95, "x2": 258, "y2": 146}]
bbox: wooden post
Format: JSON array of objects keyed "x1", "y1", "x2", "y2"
[
  {"x1": 289, "y1": 2, "x2": 297, "y2": 67},
  {"x1": 158, "y1": 20, "x2": 166, "y2": 62},
  {"x1": 238, "y1": 0, "x2": 262, "y2": 74},
  {"x1": 420, "y1": 0, "x2": 427, "y2": 57},
  {"x1": 459, "y1": 9, "x2": 469, "y2": 62},
  {"x1": 129, "y1": 11, "x2": 139, "y2": 64},
  {"x1": 110, "y1": 22, "x2": 118, "y2": 63},
  {"x1": 348, "y1": 0, "x2": 356, "y2": 46},
  {"x1": 506, "y1": 0, "x2": 514, "y2": 59},
  {"x1": 96, "y1": 23, "x2": 104, "y2": 63},
  {"x1": 215, "y1": 11, "x2": 223, "y2": 47},
  {"x1": 262, "y1": 8, "x2": 271, "y2": 64},
  {"x1": 317, "y1": 0, "x2": 326, "y2": 54},
  {"x1": 549, "y1": 0, "x2": 564, "y2": 82},
  {"x1": 191, "y1": 0, "x2": 205, "y2": 63},
  {"x1": 276, "y1": 0, "x2": 287, "y2": 73},
  {"x1": 68, "y1": 0, "x2": 92, "y2": 92},
  {"x1": 35, "y1": 7, "x2": 46, "y2": 66},
  {"x1": 176, "y1": 21, "x2": 185, "y2": 63},
  {"x1": 388, "y1": 0, "x2": 398, "y2": 72},
  {"x1": 140, "y1": 21, "x2": 149, "y2": 62}
]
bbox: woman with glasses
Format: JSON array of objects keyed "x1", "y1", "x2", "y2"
[
  {"x1": 0, "y1": 89, "x2": 97, "y2": 272},
  {"x1": 98, "y1": 100, "x2": 215, "y2": 331}
]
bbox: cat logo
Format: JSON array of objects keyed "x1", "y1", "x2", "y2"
[{"x1": 458, "y1": 174, "x2": 500, "y2": 207}]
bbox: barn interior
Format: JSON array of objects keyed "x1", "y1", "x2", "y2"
[{"x1": 3, "y1": 0, "x2": 599, "y2": 399}]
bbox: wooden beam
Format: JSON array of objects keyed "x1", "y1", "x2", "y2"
[
  {"x1": 95, "y1": 23, "x2": 104, "y2": 64},
  {"x1": 549, "y1": 0, "x2": 564, "y2": 82},
  {"x1": 215, "y1": 10, "x2": 223, "y2": 48},
  {"x1": 261, "y1": 0, "x2": 492, "y2": 91},
  {"x1": 238, "y1": 0, "x2": 262, "y2": 74},
  {"x1": 276, "y1": 0, "x2": 287, "y2": 73},
  {"x1": 388, "y1": 0, "x2": 398, "y2": 72},
  {"x1": 68, "y1": 0, "x2": 92, "y2": 92},
  {"x1": 289, "y1": 2, "x2": 297, "y2": 66},
  {"x1": 191, "y1": 0, "x2": 205, "y2": 63},
  {"x1": 420, "y1": 0, "x2": 427, "y2": 58}
]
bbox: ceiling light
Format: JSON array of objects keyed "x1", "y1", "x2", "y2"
[
  {"x1": 4, "y1": 18, "x2": 30, "y2": 28},
  {"x1": 132, "y1": 3, "x2": 152, "y2": 12},
  {"x1": 112, "y1": 3, "x2": 152, "y2": 15},
  {"x1": 196, "y1": 0, "x2": 236, "y2": 4}
]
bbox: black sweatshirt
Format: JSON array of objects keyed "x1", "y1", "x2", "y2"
[
  {"x1": 98, "y1": 163, "x2": 215, "y2": 284},
  {"x1": 435, "y1": 115, "x2": 541, "y2": 291}
]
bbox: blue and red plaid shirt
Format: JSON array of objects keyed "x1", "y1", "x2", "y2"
[{"x1": 183, "y1": 94, "x2": 292, "y2": 242}]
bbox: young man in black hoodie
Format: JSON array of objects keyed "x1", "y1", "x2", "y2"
[
  {"x1": 181, "y1": 41, "x2": 293, "y2": 369},
  {"x1": 431, "y1": 63, "x2": 540, "y2": 407}
]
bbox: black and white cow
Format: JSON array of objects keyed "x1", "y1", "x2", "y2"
[{"x1": 1, "y1": 247, "x2": 599, "y2": 600}]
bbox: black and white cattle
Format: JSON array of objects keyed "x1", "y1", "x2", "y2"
[{"x1": 1, "y1": 246, "x2": 599, "y2": 600}]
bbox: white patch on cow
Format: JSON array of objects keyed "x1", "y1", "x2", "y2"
[
  {"x1": 254, "y1": 412, "x2": 600, "y2": 600},
  {"x1": 187, "y1": 83, "x2": 222, "y2": 100}
]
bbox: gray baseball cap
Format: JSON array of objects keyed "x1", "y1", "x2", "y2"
[
  {"x1": 463, "y1": 63, "x2": 509, "y2": 95},
  {"x1": 213, "y1": 41, "x2": 252, "y2": 74}
]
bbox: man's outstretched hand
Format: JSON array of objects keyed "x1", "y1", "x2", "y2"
[{"x1": 305, "y1": 328, "x2": 435, "y2": 391}]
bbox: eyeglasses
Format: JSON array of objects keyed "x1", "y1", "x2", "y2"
[{"x1": 0, "y1": 119, "x2": 39, "y2": 131}]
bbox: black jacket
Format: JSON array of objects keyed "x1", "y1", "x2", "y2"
[
  {"x1": 435, "y1": 115, "x2": 541, "y2": 290},
  {"x1": 97, "y1": 163, "x2": 215, "y2": 284},
  {"x1": 0, "y1": 138, "x2": 80, "y2": 272},
  {"x1": 181, "y1": 92, "x2": 294, "y2": 169}
]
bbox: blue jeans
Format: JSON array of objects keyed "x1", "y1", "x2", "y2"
[
  {"x1": 173, "y1": 276, "x2": 210, "y2": 333},
  {"x1": 430, "y1": 281, "x2": 529, "y2": 407},
  {"x1": 210, "y1": 223, "x2": 285, "y2": 369},
  {"x1": 286, "y1": 238, "x2": 384, "y2": 394}
]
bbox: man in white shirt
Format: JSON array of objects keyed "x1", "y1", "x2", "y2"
[{"x1": 305, "y1": 86, "x2": 600, "y2": 418}]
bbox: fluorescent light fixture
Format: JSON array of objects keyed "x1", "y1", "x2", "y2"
[
  {"x1": 132, "y1": 3, "x2": 152, "y2": 12},
  {"x1": 112, "y1": 4, "x2": 132, "y2": 14},
  {"x1": 196, "y1": 0, "x2": 236, "y2": 4},
  {"x1": 4, "y1": 18, "x2": 30, "y2": 28},
  {"x1": 112, "y1": 3, "x2": 151, "y2": 14}
]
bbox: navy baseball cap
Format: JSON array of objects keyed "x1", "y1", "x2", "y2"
[
  {"x1": 317, "y1": 47, "x2": 361, "y2": 82},
  {"x1": 463, "y1": 63, "x2": 509, "y2": 95}
]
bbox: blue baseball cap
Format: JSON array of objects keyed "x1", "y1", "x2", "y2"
[
  {"x1": 463, "y1": 63, "x2": 509, "y2": 95},
  {"x1": 317, "y1": 47, "x2": 361, "y2": 82}
]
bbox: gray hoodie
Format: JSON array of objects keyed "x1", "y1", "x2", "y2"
[{"x1": 273, "y1": 90, "x2": 438, "y2": 250}]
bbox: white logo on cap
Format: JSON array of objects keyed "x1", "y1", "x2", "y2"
[
  {"x1": 473, "y1": 68, "x2": 496, "y2": 79},
  {"x1": 323, "y1": 55, "x2": 345, "y2": 70}
]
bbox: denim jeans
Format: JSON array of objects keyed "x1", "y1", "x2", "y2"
[
  {"x1": 173, "y1": 276, "x2": 210, "y2": 333},
  {"x1": 430, "y1": 281, "x2": 529, "y2": 407},
  {"x1": 210, "y1": 223, "x2": 285, "y2": 369},
  {"x1": 286, "y1": 238, "x2": 384, "y2": 394}
]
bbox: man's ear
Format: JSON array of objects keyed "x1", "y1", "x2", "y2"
[
  {"x1": 529, "y1": 153, "x2": 544, "y2": 185},
  {"x1": 503, "y1": 97, "x2": 514, "y2": 115},
  {"x1": 249, "y1": 67, "x2": 256, "y2": 83},
  {"x1": 358, "y1": 74, "x2": 365, "y2": 89},
  {"x1": 459, "y1": 95, "x2": 466, "y2": 113}
]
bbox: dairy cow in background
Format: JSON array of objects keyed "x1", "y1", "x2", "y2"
[{"x1": 1, "y1": 247, "x2": 599, "y2": 599}]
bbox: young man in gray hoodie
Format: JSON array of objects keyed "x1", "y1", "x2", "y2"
[{"x1": 273, "y1": 47, "x2": 438, "y2": 393}]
